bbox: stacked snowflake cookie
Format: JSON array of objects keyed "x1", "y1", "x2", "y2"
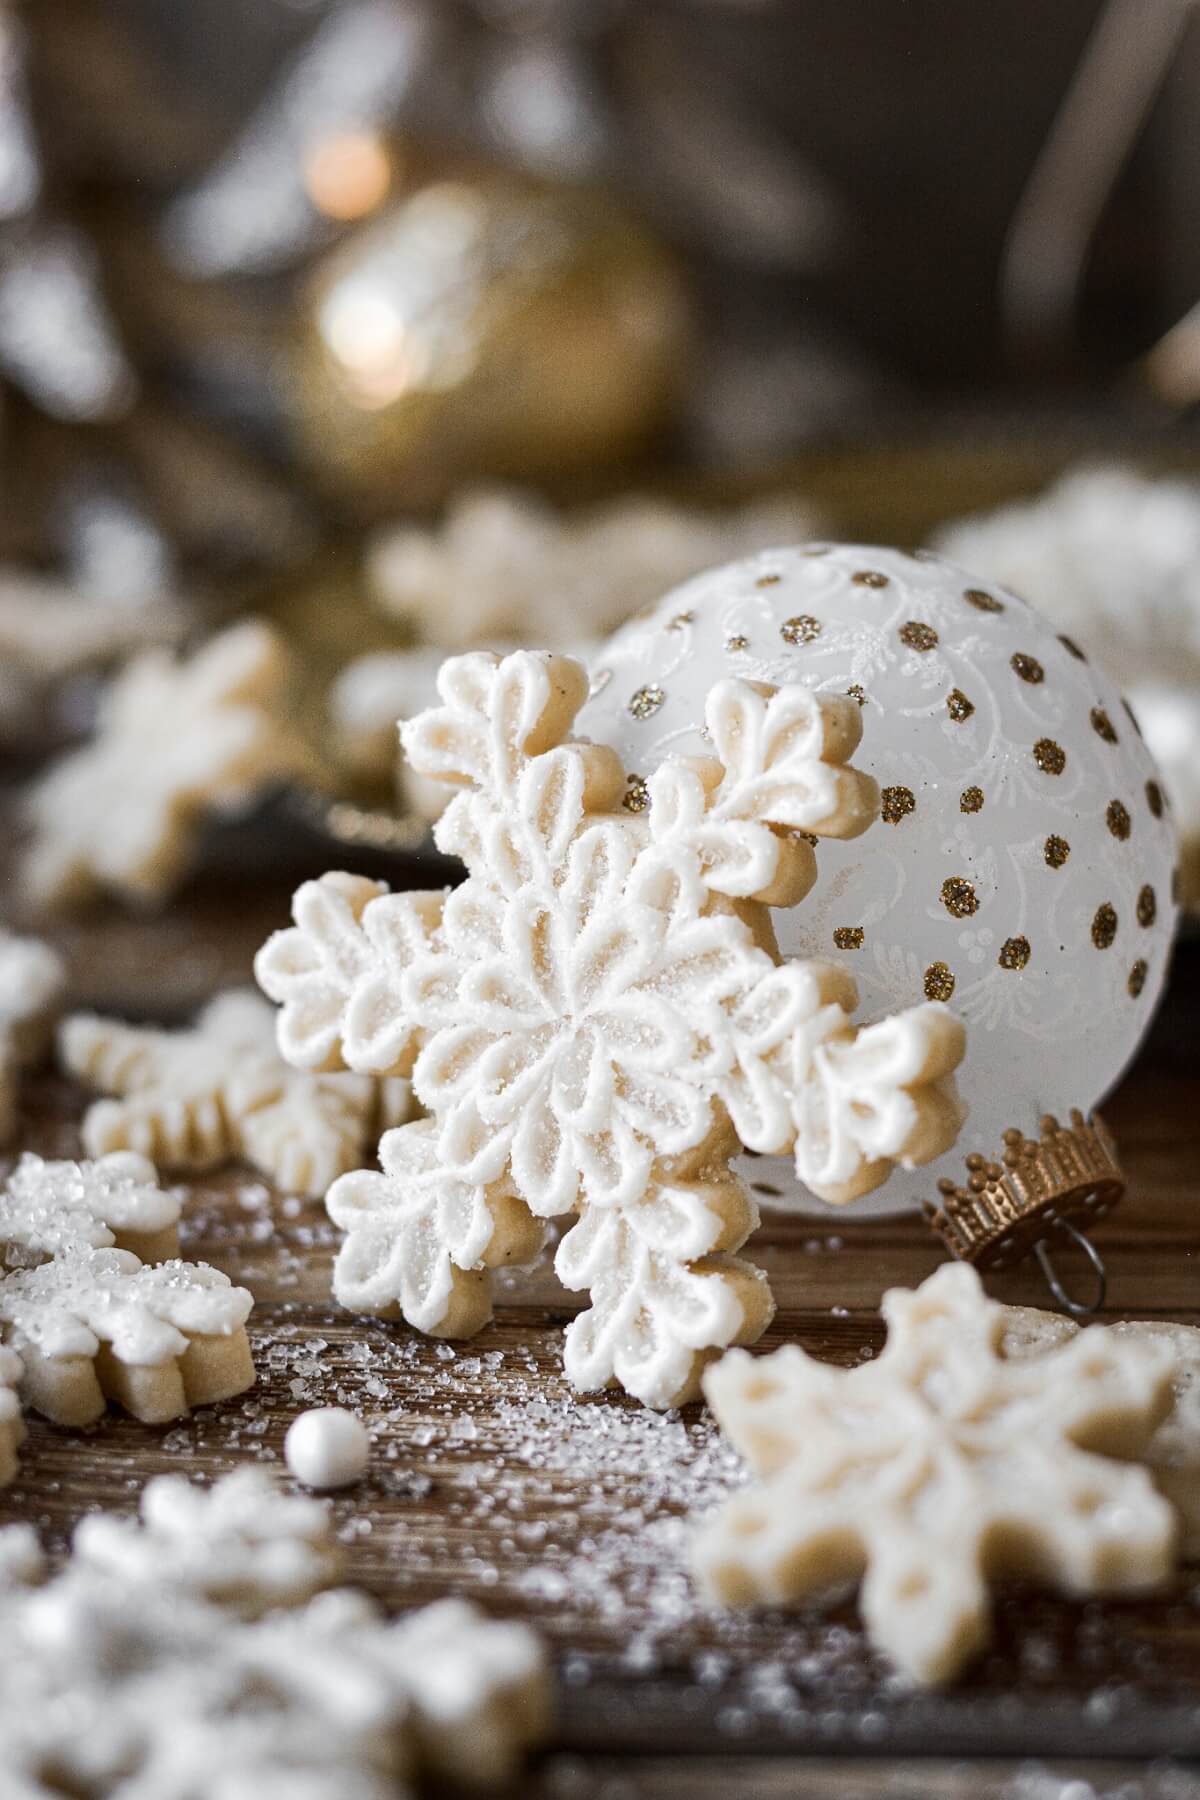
[
  {"x1": 0, "y1": 1150, "x2": 254, "y2": 1482},
  {"x1": 257, "y1": 649, "x2": 966, "y2": 1408},
  {"x1": 0, "y1": 1467, "x2": 549, "y2": 1796}
]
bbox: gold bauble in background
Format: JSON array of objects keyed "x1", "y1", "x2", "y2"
[{"x1": 287, "y1": 154, "x2": 692, "y2": 514}]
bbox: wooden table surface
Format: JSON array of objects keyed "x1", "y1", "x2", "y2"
[{"x1": 3, "y1": 848, "x2": 1199, "y2": 1800}]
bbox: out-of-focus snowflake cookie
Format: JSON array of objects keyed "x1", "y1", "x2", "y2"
[
  {"x1": 0, "y1": 929, "x2": 67, "y2": 1065},
  {"x1": 1002, "y1": 1304, "x2": 1200, "y2": 1561},
  {"x1": 366, "y1": 484, "x2": 820, "y2": 651},
  {"x1": 60, "y1": 988, "x2": 412, "y2": 1199},
  {"x1": 0, "y1": 1347, "x2": 24, "y2": 1486},
  {"x1": 259, "y1": 649, "x2": 965, "y2": 1408},
  {"x1": 22, "y1": 619, "x2": 314, "y2": 909},
  {"x1": 0, "y1": 929, "x2": 67, "y2": 1147},
  {"x1": 693, "y1": 1263, "x2": 1178, "y2": 1686},
  {"x1": 73, "y1": 1466, "x2": 339, "y2": 1613},
  {"x1": 0, "y1": 1150, "x2": 253, "y2": 1431},
  {"x1": 0, "y1": 1469, "x2": 549, "y2": 1796}
]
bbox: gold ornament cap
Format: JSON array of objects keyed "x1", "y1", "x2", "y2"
[{"x1": 922, "y1": 1109, "x2": 1124, "y2": 1272}]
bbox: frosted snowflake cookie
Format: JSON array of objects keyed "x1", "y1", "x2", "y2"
[
  {"x1": 0, "y1": 929, "x2": 67, "y2": 1146},
  {"x1": 61, "y1": 988, "x2": 413, "y2": 1199},
  {"x1": 0, "y1": 1150, "x2": 254, "y2": 1431},
  {"x1": 692, "y1": 1263, "x2": 1178, "y2": 1686},
  {"x1": 1002, "y1": 1305, "x2": 1200, "y2": 1563},
  {"x1": 22, "y1": 618, "x2": 314, "y2": 908},
  {"x1": 257, "y1": 649, "x2": 966, "y2": 1408},
  {"x1": 0, "y1": 1470, "x2": 550, "y2": 1796}
]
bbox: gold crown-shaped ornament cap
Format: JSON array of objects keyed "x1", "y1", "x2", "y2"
[{"x1": 922, "y1": 1109, "x2": 1124, "y2": 1276}]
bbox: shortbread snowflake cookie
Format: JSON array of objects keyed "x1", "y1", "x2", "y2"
[
  {"x1": 60, "y1": 988, "x2": 413, "y2": 1199},
  {"x1": 367, "y1": 485, "x2": 819, "y2": 651},
  {"x1": 0, "y1": 1347, "x2": 24, "y2": 1486},
  {"x1": 22, "y1": 618, "x2": 314, "y2": 908},
  {"x1": 0, "y1": 929, "x2": 67, "y2": 1147},
  {"x1": 257, "y1": 649, "x2": 966, "y2": 1408},
  {"x1": 0, "y1": 1469, "x2": 549, "y2": 1797},
  {"x1": 0, "y1": 1151, "x2": 254, "y2": 1434},
  {"x1": 1002, "y1": 1305, "x2": 1200, "y2": 1562},
  {"x1": 692, "y1": 1263, "x2": 1177, "y2": 1687}
]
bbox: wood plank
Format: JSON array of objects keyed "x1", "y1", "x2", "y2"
[{"x1": 2, "y1": 874, "x2": 1200, "y2": 1773}]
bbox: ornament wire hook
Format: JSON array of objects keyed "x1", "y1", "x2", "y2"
[{"x1": 1033, "y1": 1220, "x2": 1107, "y2": 1317}]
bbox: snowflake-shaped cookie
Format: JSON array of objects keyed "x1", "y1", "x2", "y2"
[
  {"x1": 1002, "y1": 1305, "x2": 1200, "y2": 1563},
  {"x1": 0, "y1": 1470, "x2": 549, "y2": 1798},
  {"x1": 60, "y1": 989, "x2": 412, "y2": 1199},
  {"x1": 257, "y1": 649, "x2": 966, "y2": 1408},
  {"x1": 22, "y1": 619, "x2": 313, "y2": 908},
  {"x1": 693, "y1": 1263, "x2": 1178, "y2": 1686},
  {"x1": 0, "y1": 929, "x2": 66, "y2": 1146},
  {"x1": 0, "y1": 1151, "x2": 254, "y2": 1446}
]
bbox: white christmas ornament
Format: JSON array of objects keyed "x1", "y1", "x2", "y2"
[{"x1": 581, "y1": 543, "x2": 1178, "y2": 1224}]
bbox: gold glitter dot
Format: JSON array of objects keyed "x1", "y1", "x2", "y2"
[
  {"x1": 622, "y1": 775, "x2": 649, "y2": 814},
  {"x1": 1091, "y1": 902, "x2": 1118, "y2": 949},
  {"x1": 1146, "y1": 779, "x2": 1164, "y2": 819},
  {"x1": 1059, "y1": 634, "x2": 1087, "y2": 661},
  {"x1": 780, "y1": 615, "x2": 821, "y2": 644},
  {"x1": 1089, "y1": 707, "x2": 1118, "y2": 745},
  {"x1": 1106, "y1": 799, "x2": 1131, "y2": 841},
  {"x1": 899, "y1": 620, "x2": 938, "y2": 652},
  {"x1": 924, "y1": 961, "x2": 956, "y2": 1002},
  {"x1": 1128, "y1": 959, "x2": 1148, "y2": 998},
  {"x1": 1137, "y1": 884, "x2": 1156, "y2": 928},
  {"x1": 1032, "y1": 737, "x2": 1066, "y2": 775},
  {"x1": 946, "y1": 688, "x2": 975, "y2": 722},
  {"x1": 963, "y1": 587, "x2": 1004, "y2": 613},
  {"x1": 666, "y1": 612, "x2": 693, "y2": 631},
  {"x1": 960, "y1": 786, "x2": 984, "y2": 813},
  {"x1": 1044, "y1": 834, "x2": 1070, "y2": 869},
  {"x1": 941, "y1": 876, "x2": 978, "y2": 918},
  {"x1": 725, "y1": 634, "x2": 749, "y2": 652},
  {"x1": 852, "y1": 569, "x2": 889, "y2": 588},
  {"x1": 1123, "y1": 698, "x2": 1143, "y2": 737},
  {"x1": 833, "y1": 926, "x2": 865, "y2": 949},
  {"x1": 1011, "y1": 652, "x2": 1044, "y2": 684},
  {"x1": 755, "y1": 572, "x2": 781, "y2": 587},
  {"x1": 998, "y1": 936, "x2": 1031, "y2": 970},
  {"x1": 628, "y1": 684, "x2": 665, "y2": 720},
  {"x1": 846, "y1": 684, "x2": 867, "y2": 706},
  {"x1": 881, "y1": 785, "x2": 916, "y2": 825},
  {"x1": 791, "y1": 829, "x2": 818, "y2": 846}
]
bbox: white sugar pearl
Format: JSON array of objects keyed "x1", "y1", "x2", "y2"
[{"x1": 285, "y1": 1407, "x2": 369, "y2": 1489}]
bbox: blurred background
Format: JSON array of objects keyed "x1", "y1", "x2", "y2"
[{"x1": 4, "y1": 0, "x2": 1200, "y2": 904}]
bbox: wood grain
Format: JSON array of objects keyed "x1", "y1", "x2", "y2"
[{"x1": 2, "y1": 873, "x2": 1199, "y2": 1793}]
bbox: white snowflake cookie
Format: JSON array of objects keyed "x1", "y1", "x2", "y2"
[
  {"x1": 1002, "y1": 1304, "x2": 1200, "y2": 1563},
  {"x1": 60, "y1": 988, "x2": 413, "y2": 1199},
  {"x1": 0, "y1": 1151, "x2": 254, "y2": 1446},
  {"x1": 693, "y1": 1263, "x2": 1178, "y2": 1686},
  {"x1": 258, "y1": 648, "x2": 966, "y2": 1408},
  {"x1": 0, "y1": 1470, "x2": 549, "y2": 1796},
  {"x1": 0, "y1": 929, "x2": 67, "y2": 1146},
  {"x1": 22, "y1": 618, "x2": 313, "y2": 908}
]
